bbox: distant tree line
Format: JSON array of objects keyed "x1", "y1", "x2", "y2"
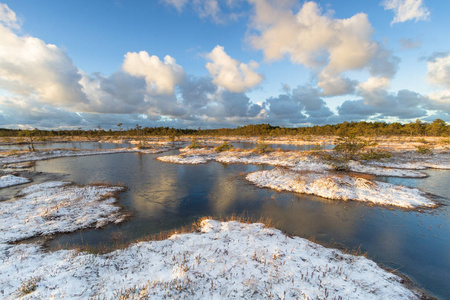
[{"x1": 0, "y1": 119, "x2": 448, "y2": 138}]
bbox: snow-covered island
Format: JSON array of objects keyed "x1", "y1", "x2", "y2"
[{"x1": 0, "y1": 181, "x2": 423, "y2": 298}]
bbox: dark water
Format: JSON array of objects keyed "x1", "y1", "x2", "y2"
[
  {"x1": 30, "y1": 152, "x2": 449, "y2": 299},
  {"x1": 0, "y1": 141, "x2": 131, "y2": 151}
]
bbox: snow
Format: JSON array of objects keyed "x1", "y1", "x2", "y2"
[
  {"x1": 246, "y1": 168, "x2": 436, "y2": 209},
  {"x1": 0, "y1": 174, "x2": 30, "y2": 188},
  {"x1": 0, "y1": 219, "x2": 419, "y2": 299},
  {"x1": 347, "y1": 161, "x2": 428, "y2": 178},
  {"x1": 0, "y1": 181, "x2": 126, "y2": 243},
  {"x1": 157, "y1": 149, "x2": 437, "y2": 178},
  {"x1": 1, "y1": 162, "x2": 34, "y2": 169},
  {"x1": 0, "y1": 147, "x2": 175, "y2": 165},
  {"x1": 157, "y1": 153, "x2": 217, "y2": 164}
]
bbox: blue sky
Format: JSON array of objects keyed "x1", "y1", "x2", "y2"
[{"x1": 0, "y1": 0, "x2": 449, "y2": 129}]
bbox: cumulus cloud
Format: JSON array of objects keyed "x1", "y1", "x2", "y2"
[
  {"x1": 122, "y1": 51, "x2": 185, "y2": 95},
  {"x1": 179, "y1": 75, "x2": 264, "y2": 121},
  {"x1": 0, "y1": 21, "x2": 88, "y2": 106},
  {"x1": 248, "y1": 0, "x2": 399, "y2": 96},
  {"x1": 426, "y1": 54, "x2": 450, "y2": 113},
  {"x1": 0, "y1": 4, "x2": 270, "y2": 128},
  {"x1": 317, "y1": 74, "x2": 357, "y2": 96},
  {"x1": 205, "y1": 45, "x2": 263, "y2": 93},
  {"x1": 0, "y1": 3, "x2": 20, "y2": 29},
  {"x1": 382, "y1": 0, "x2": 430, "y2": 25},
  {"x1": 358, "y1": 76, "x2": 391, "y2": 94},
  {"x1": 338, "y1": 88, "x2": 428, "y2": 120},
  {"x1": 427, "y1": 91, "x2": 450, "y2": 112},
  {"x1": 266, "y1": 85, "x2": 334, "y2": 125},
  {"x1": 427, "y1": 54, "x2": 450, "y2": 89}
]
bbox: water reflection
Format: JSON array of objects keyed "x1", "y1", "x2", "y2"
[{"x1": 31, "y1": 153, "x2": 449, "y2": 299}]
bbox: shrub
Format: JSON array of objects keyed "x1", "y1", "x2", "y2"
[
  {"x1": 333, "y1": 134, "x2": 367, "y2": 160},
  {"x1": 359, "y1": 149, "x2": 392, "y2": 160},
  {"x1": 417, "y1": 138, "x2": 428, "y2": 144},
  {"x1": 253, "y1": 142, "x2": 273, "y2": 154},
  {"x1": 215, "y1": 141, "x2": 233, "y2": 152},
  {"x1": 310, "y1": 143, "x2": 323, "y2": 151},
  {"x1": 136, "y1": 143, "x2": 153, "y2": 149},
  {"x1": 188, "y1": 138, "x2": 202, "y2": 149},
  {"x1": 415, "y1": 145, "x2": 432, "y2": 154}
]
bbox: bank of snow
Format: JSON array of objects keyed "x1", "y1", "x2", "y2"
[
  {"x1": 157, "y1": 150, "x2": 430, "y2": 177},
  {"x1": 0, "y1": 181, "x2": 127, "y2": 243},
  {"x1": 0, "y1": 174, "x2": 30, "y2": 189},
  {"x1": 0, "y1": 219, "x2": 420, "y2": 299},
  {"x1": 0, "y1": 147, "x2": 173, "y2": 165},
  {"x1": 246, "y1": 169, "x2": 436, "y2": 209}
]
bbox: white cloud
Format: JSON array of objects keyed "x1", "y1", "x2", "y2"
[
  {"x1": 249, "y1": 1, "x2": 375, "y2": 69},
  {"x1": 356, "y1": 77, "x2": 391, "y2": 106},
  {"x1": 0, "y1": 3, "x2": 20, "y2": 29},
  {"x1": 426, "y1": 55, "x2": 450, "y2": 112},
  {"x1": 0, "y1": 23, "x2": 87, "y2": 106},
  {"x1": 161, "y1": 0, "x2": 242, "y2": 23},
  {"x1": 318, "y1": 74, "x2": 357, "y2": 96},
  {"x1": 358, "y1": 76, "x2": 391, "y2": 93},
  {"x1": 382, "y1": 0, "x2": 430, "y2": 24},
  {"x1": 427, "y1": 91, "x2": 450, "y2": 112},
  {"x1": 427, "y1": 55, "x2": 450, "y2": 89},
  {"x1": 205, "y1": 45, "x2": 263, "y2": 93},
  {"x1": 248, "y1": 0, "x2": 398, "y2": 97},
  {"x1": 161, "y1": 0, "x2": 189, "y2": 12},
  {"x1": 122, "y1": 51, "x2": 185, "y2": 95}
]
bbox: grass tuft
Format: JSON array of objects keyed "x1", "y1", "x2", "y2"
[{"x1": 18, "y1": 276, "x2": 41, "y2": 295}]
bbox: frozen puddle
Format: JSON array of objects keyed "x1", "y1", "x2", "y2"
[
  {"x1": 0, "y1": 174, "x2": 30, "y2": 189},
  {"x1": 0, "y1": 181, "x2": 127, "y2": 243},
  {"x1": 246, "y1": 168, "x2": 436, "y2": 209},
  {"x1": 0, "y1": 219, "x2": 421, "y2": 299}
]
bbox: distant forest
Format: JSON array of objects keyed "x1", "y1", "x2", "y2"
[{"x1": 0, "y1": 119, "x2": 448, "y2": 138}]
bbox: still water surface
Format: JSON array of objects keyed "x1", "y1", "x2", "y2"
[{"x1": 29, "y1": 150, "x2": 449, "y2": 299}]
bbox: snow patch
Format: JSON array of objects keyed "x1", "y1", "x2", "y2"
[
  {"x1": 347, "y1": 161, "x2": 428, "y2": 177},
  {"x1": 0, "y1": 220, "x2": 419, "y2": 299},
  {"x1": 0, "y1": 147, "x2": 173, "y2": 165},
  {"x1": 246, "y1": 168, "x2": 436, "y2": 209},
  {"x1": 0, "y1": 174, "x2": 30, "y2": 189},
  {"x1": 0, "y1": 181, "x2": 126, "y2": 243}
]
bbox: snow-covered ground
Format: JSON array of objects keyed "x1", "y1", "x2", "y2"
[
  {"x1": 157, "y1": 149, "x2": 433, "y2": 177},
  {"x1": 246, "y1": 168, "x2": 436, "y2": 209},
  {"x1": 0, "y1": 146, "x2": 173, "y2": 165},
  {"x1": 1, "y1": 162, "x2": 35, "y2": 169},
  {"x1": 0, "y1": 218, "x2": 420, "y2": 299},
  {"x1": 0, "y1": 174, "x2": 30, "y2": 189},
  {"x1": 0, "y1": 181, "x2": 127, "y2": 243}
]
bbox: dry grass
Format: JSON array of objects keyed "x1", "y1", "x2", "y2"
[{"x1": 18, "y1": 276, "x2": 41, "y2": 295}]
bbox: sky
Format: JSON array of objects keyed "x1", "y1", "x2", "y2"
[{"x1": 0, "y1": 0, "x2": 449, "y2": 129}]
